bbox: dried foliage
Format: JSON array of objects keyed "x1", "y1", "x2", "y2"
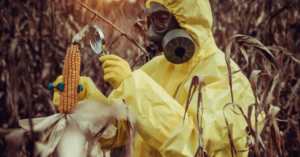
[
  {"x1": 3, "y1": 100, "x2": 137, "y2": 157},
  {"x1": 184, "y1": 76, "x2": 209, "y2": 157},
  {"x1": 209, "y1": 0, "x2": 300, "y2": 156},
  {"x1": 0, "y1": 0, "x2": 300, "y2": 156}
]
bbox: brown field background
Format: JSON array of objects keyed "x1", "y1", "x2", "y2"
[{"x1": 0, "y1": 0, "x2": 300, "y2": 156}]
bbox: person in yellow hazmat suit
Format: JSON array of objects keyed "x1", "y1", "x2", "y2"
[{"x1": 53, "y1": 0, "x2": 264, "y2": 156}]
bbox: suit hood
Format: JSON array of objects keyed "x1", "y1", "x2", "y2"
[{"x1": 146, "y1": 0, "x2": 217, "y2": 67}]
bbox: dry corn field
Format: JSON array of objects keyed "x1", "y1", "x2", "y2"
[{"x1": 0, "y1": 0, "x2": 300, "y2": 156}]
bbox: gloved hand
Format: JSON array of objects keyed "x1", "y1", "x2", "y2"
[
  {"x1": 99, "y1": 55, "x2": 132, "y2": 89},
  {"x1": 52, "y1": 76, "x2": 109, "y2": 107}
]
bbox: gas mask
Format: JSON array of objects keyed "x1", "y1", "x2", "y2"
[{"x1": 145, "y1": 2, "x2": 195, "y2": 64}]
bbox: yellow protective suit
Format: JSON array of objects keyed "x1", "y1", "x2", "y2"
[{"x1": 53, "y1": 0, "x2": 264, "y2": 156}]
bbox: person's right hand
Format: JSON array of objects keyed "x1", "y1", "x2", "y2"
[{"x1": 99, "y1": 55, "x2": 132, "y2": 89}]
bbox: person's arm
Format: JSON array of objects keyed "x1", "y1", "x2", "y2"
[
  {"x1": 107, "y1": 67, "x2": 264, "y2": 157},
  {"x1": 52, "y1": 54, "x2": 263, "y2": 156},
  {"x1": 52, "y1": 76, "x2": 129, "y2": 149},
  {"x1": 97, "y1": 54, "x2": 256, "y2": 156},
  {"x1": 107, "y1": 69, "x2": 199, "y2": 156}
]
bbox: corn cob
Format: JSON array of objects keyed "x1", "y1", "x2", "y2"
[{"x1": 59, "y1": 44, "x2": 81, "y2": 114}]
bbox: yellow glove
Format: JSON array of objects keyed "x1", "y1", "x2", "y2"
[
  {"x1": 53, "y1": 76, "x2": 108, "y2": 107},
  {"x1": 99, "y1": 55, "x2": 132, "y2": 89}
]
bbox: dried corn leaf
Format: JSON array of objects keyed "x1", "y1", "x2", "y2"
[
  {"x1": 123, "y1": 100, "x2": 138, "y2": 157},
  {"x1": 260, "y1": 57, "x2": 292, "y2": 110},
  {"x1": 183, "y1": 76, "x2": 209, "y2": 157},
  {"x1": 57, "y1": 123, "x2": 87, "y2": 157},
  {"x1": 268, "y1": 46, "x2": 300, "y2": 64},
  {"x1": 257, "y1": 105, "x2": 282, "y2": 155},
  {"x1": 72, "y1": 24, "x2": 89, "y2": 44},
  {"x1": 223, "y1": 103, "x2": 238, "y2": 156},
  {"x1": 249, "y1": 70, "x2": 268, "y2": 155},
  {"x1": 34, "y1": 142, "x2": 53, "y2": 157},
  {"x1": 226, "y1": 35, "x2": 279, "y2": 77}
]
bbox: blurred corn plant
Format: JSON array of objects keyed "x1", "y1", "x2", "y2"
[
  {"x1": 221, "y1": 34, "x2": 300, "y2": 157},
  {"x1": 208, "y1": 0, "x2": 300, "y2": 156},
  {"x1": 1, "y1": 100, "x2": 137, "y2": 157},
  {"x1": 0, "y1": 0, "x2": 144, "y2": 156},
  {"x1": 0, "y1": 0, "x2": 144, "y2": 125}
]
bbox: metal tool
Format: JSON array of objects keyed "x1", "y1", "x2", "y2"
[
  {"x1": 87, "y1": 25, "x2": 111, "y2": 88},
  {"x1": 88, "y1": 25, "x2": 106, "y2": 55}
]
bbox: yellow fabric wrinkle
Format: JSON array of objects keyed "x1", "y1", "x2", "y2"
[
  {"x1": 152, "y1": 112, "x2": 182, "y2": 148},
  {"x1": 161, "y1": 64, "x2": 175, "y2": 89},
  {"x1": 166, "y1": 66, "x2": 188, "y2": 96},
  {"x1": 157, "y1": 114, "x2": 196, "y2": 156}
]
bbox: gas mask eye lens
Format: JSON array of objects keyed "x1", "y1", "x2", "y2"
[{"x1": 151, "y1": 11, "x2": 170, "y2": 32}]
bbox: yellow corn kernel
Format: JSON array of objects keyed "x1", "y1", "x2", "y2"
[{"x1": 59, "y1": 44, "x2": 81, "y2": 114}]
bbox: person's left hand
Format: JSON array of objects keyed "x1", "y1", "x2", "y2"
[{"x1": 99, "y1": 55, "x2": 132, "y2": 89}]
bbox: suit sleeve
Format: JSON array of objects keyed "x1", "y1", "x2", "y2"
[
  {"x1": 108, "y1": 69, "x2": 200, "y2": 156},
  {"x1": 52, "y1": 76, "x2": 129, "y2": 149}
]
